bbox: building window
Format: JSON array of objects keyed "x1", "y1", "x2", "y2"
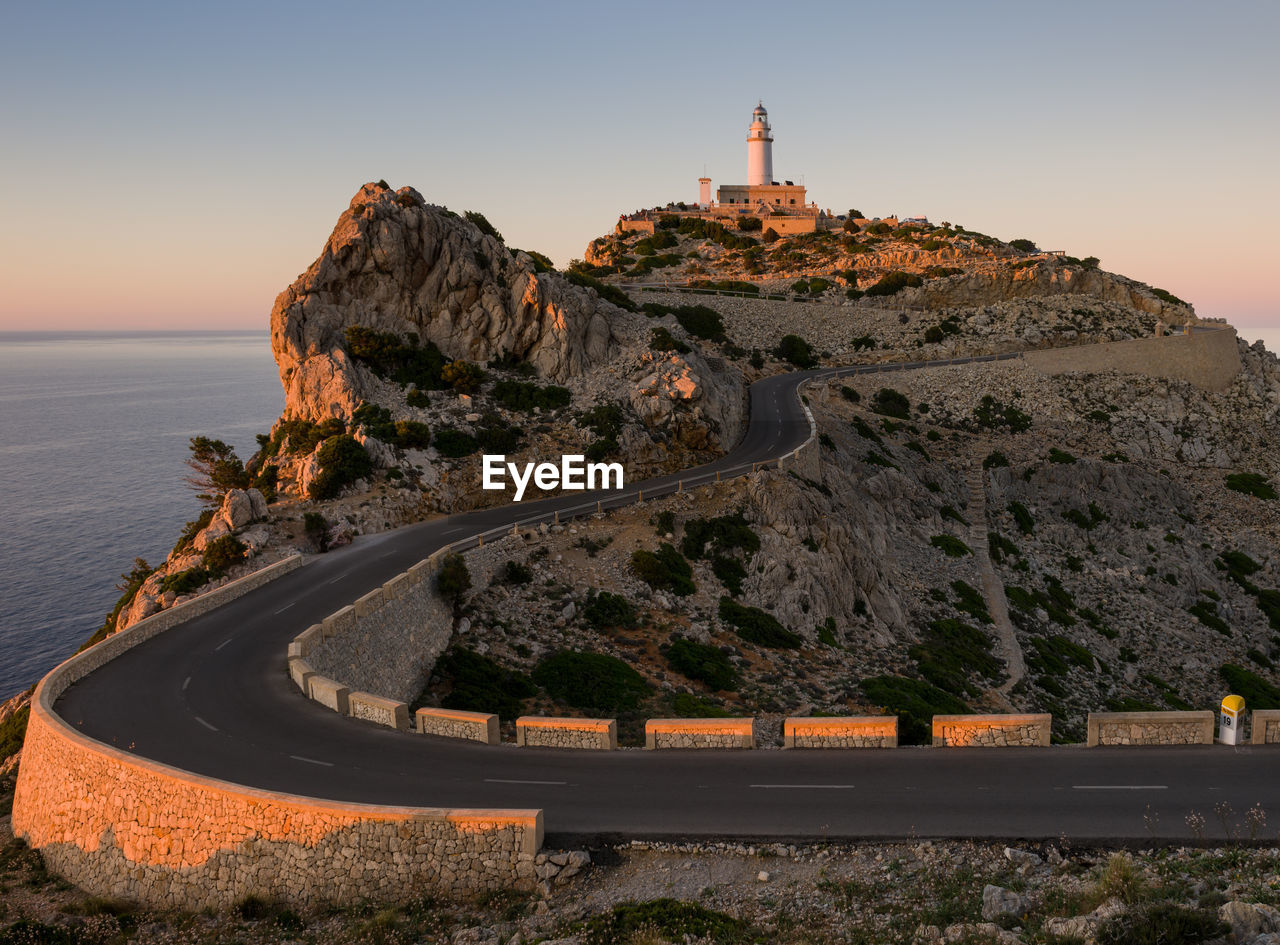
[{"x1": 790, "y1": 199, "x2": 796, "y2": 205}]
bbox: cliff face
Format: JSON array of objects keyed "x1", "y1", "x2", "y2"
[{"x1": 271, "y1": 182, "x2": 615, "y2": 422}]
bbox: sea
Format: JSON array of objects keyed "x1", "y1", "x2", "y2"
[{"x1": 0, "y1": 331, "x2": 283, "y2": 699}]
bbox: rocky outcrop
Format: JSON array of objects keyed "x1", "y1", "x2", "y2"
[
  {"x1": 271, "y1": 182, "x2": 616, "y2": 423},
  {"x1": 894, "y1": 261, "x2": 1194, "y2": 321}
]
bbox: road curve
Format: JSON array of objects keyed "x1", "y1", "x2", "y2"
[{"x1": 55, "y1": 351, "x2": 1276, "y2": 843}]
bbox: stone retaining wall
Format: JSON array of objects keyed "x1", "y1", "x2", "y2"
[
  {"x1": 515, "y1": 717, "x2": 617, "y2": 750},
  {"x1": 1086, "y1": 710, "x2": 1214, "y2": 746},
  {"x1": 417, "y1": 707, "x2": 499, "y2": 744},
  {"x1": 12, "y1": 555, "x2": 545, "y2": 909},
  {"x1": 645, "y1": 718, "x2": 755, "y2": 749},
  {"x1": 1024, "y1": 326, "x2": 1241, "y2": 393},
  {"x1": 1251, "y1": 710, "x2": 1280, "y2": 745},
  {"x1": 932, "y1": 714, "x2": 1052, "y2": 747},
  {"x1": 783, "y1": 716, "x2": 898, "y2": 748},
  {"x1": 302, "y1": 554, "x2": 454, "y2": 704}
]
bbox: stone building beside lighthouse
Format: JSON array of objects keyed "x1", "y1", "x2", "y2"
[{"x1": 618, "y1": 102, "x2": 827, "y2": 236}]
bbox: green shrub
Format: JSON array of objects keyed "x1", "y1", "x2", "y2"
[
  {"x1": 1048, "y1": 447, "x2": 1077, "y2": 464},
  {"x1": 808, "y1": 277, "x2": 831, "y2": 294},
  {"x1": 665, "y1": 637, "x2": 738, "y2": 691},
  {"x1": 393, "y1": 420, "x2": 431, "y2": 449},
  {"x1": 1027, "y1": 635, "x2": 1096, "y2": 676},
  {"x1": 436, "y1": 553, "x2": 471, "y2": 609},
  {"x1": 0, "y1": 701, "x2": 30, "y2": 765},
  {"x1": 681, "y1": 513, "x2": 759, "y2": 561},
  {"x1": 1219, "y1": 663, "x2": 1280, "y2": 708},
  {"x1": 499, "y1": 560, "x2": 532, "y2": 585},
  {"x1": 203, "y1": 535, "x2": 246, "y2": 576},
  {"x1": 584, "y1": 898, "x2": 754, "y2": 945},
  {"x1": 983, "y1": 451, "x2": 1009, "y2": 469},
  {"x1": 630, "y1": 544, "x2": 695, "y2": 596},
  {"x1": 930, "y1": 535, "x2": 972, "y2": 557},
  {"x1": 718, "y1": 597, "x2": 802, "y2": 648},
  {"x1": 441, "y1": 360, "x2": 485, "y2": 394},
  {"x1": 1008, "y1": 238, "x2": 1037, "y2": 252},
  {"x1": 565, "y1": 269, "x2": 637, "y2": 311},
  {"x1": 817, "y1": 616, "x2": 839, "y2": 647},
  {"x1": 871, "y1": 387, "x2": 910, "y2": 419},
  {"x1": 579, "y1": 402, "x2": 626, "y2": 440},
  {"x1": 345, "y1": 326, "x2": 449, "y2": 390},
  {"x1": 950, "y1": 580, "x2": 991, "y2": 624},
  {"x1": 859, "y1": 676, "x2": 968, "y2": 745},
  {"x1": 850, "y1": 335, "x2": 875, "y2": 351},
  {"x1": 463, "y1": 210, "x2": 503, "y2": 243},
  {"x1": 864, "y1": 270, "x2": 924, "y2": 297},
  {"x1": 974, "y1": 395, "x2": 1032, "y2": 432},
  {"x1": 774, "y1": 334, "x2": 816, "y2": 368},
  {"x1": 160, "y1": 567, "x2": 210, "y2": 596},
  {"x1": 308, "y1": 435, "x2": 373, "y2": 500},
  {"x1": 1095, "y1": 903, "x2": 1226, "y2": 945},
  {"x1": 303, "y1": 512, "x2": 330, "y2": 552},
  {"x1": 1009, "y1": 501, "x2": 1035, "y2": 534},
  {"x1": 650, "y1": 326, "x2": 690, "y2": 353},
  {"x1": 672, "y1": 305, "x2": 724, "y2": 340},
  {"x1": 1149, "y1": 287, "x2": 1186, "y2": 306},
  {"x1": 1188, "y1": 600, "x2": 1230, "y2": 636},
  {"x1": 988, "y1": 532, "x2": 1020, "y2": 564},
  {"x1": 583, "y1": 591, "x2": 638, "y2": 630},
  {"x1": 1226, "y1": 472, "x2": 1277, "y2": 499},
  {"x1": 435, "y1": 647, "x2": 534, "y2": 720},
  {"x1": 910, "y1": 618, "x2": 1001, "y2": 696},
  {"x1": 790, "y1": 279, "x2": 811, "y2": 294},
  {"x1": 432, "y1": 428, "x2": 480, "y2": 458},
  {"x1": 491, "y1": 380, "x2": 572, "y2": 412},
  {"x1": 690, "y1": 278, "x2": 760, "y2": 294},
  {"x1": 533, "y1": 650, "x2": 649, "y2": 714},
  {"x1": 710, "y1": 555, "x2": 748, "y2": 595}
]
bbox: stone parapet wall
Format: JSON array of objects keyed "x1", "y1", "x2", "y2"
[
  {"x1": 1249, "y1": 710, "x2": 1280, "y2": 745},
  {"x1": 12, "y1": 551, "x2": 544, "y2": 909},
  {"x1": 645, "y1": 718, "x2": 755, "y2": 749},
  {"x1": 1024, "y1": 326, "x2": 1241, "y2": 393},
  {"x1": 417, "y1": 708, "x2": 499, "y2": 744},
  {"x1": 301, "y1": 553, "x2": 453, "y2": 705},
  {"x1": 1087, "y1": 711, "x2": 1214, "y2": 746},
  {"x1": 784, "y1": 716, "x2": 897, "y2": 748},
  {"x1": 932, "y1": 714, "x2": 1052, "y2": 747},
  {"x1": 516, "y1": 717, "x2": 617, "y2": 750}
]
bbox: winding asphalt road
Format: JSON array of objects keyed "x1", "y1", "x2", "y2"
[{"x1": 56, "y1": 353, "x2": 1278, "y2": 843}]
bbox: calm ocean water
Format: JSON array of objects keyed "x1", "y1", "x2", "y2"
[{"x1": 0, "y1": 331, "x2": 283, "y2": 698}]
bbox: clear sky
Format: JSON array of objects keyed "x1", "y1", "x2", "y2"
[{"x1": 1, "y1": 1, "x2": 1276, "y2": 347}]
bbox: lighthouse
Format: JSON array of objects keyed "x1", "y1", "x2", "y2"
[{"x1": 746, "y1": 102, "x2": 774, "y2": 187}]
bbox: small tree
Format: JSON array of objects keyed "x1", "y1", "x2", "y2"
[
  {"x1": 304, "y1": 512, "x2": 330, "y2": 552},
  {"x1": 185, "y1": 437, "x2": 248, "y2": 508},
  {"x1": 775, "y1": 334, "x2": 816, "y2": 368},
  {"x1": 464, "y1": 210, "x2": 504, "y2": 243},
  {"x1": 437, "y1": 553, "x2": 472, "y2": 615},
  {"x1": 762, "y1": 227, "x2": 780, "y2": 244}
]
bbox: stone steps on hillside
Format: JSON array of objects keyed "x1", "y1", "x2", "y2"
[{"x1": 965, "y1": 465, "x2": 1026, "y2": 699}]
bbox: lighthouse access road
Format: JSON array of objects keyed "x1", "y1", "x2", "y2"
[{"x1": 54, "y1": 352, "x2": 1276, "y2": 843}]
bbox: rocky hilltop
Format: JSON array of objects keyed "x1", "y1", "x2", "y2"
[{"x1": 271, "y1": 182, "x2": 616, "y2": 421}]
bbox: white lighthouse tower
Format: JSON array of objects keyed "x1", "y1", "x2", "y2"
[{"x1": 746, "y1": 102, "x2": 774, "y2": 187}]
